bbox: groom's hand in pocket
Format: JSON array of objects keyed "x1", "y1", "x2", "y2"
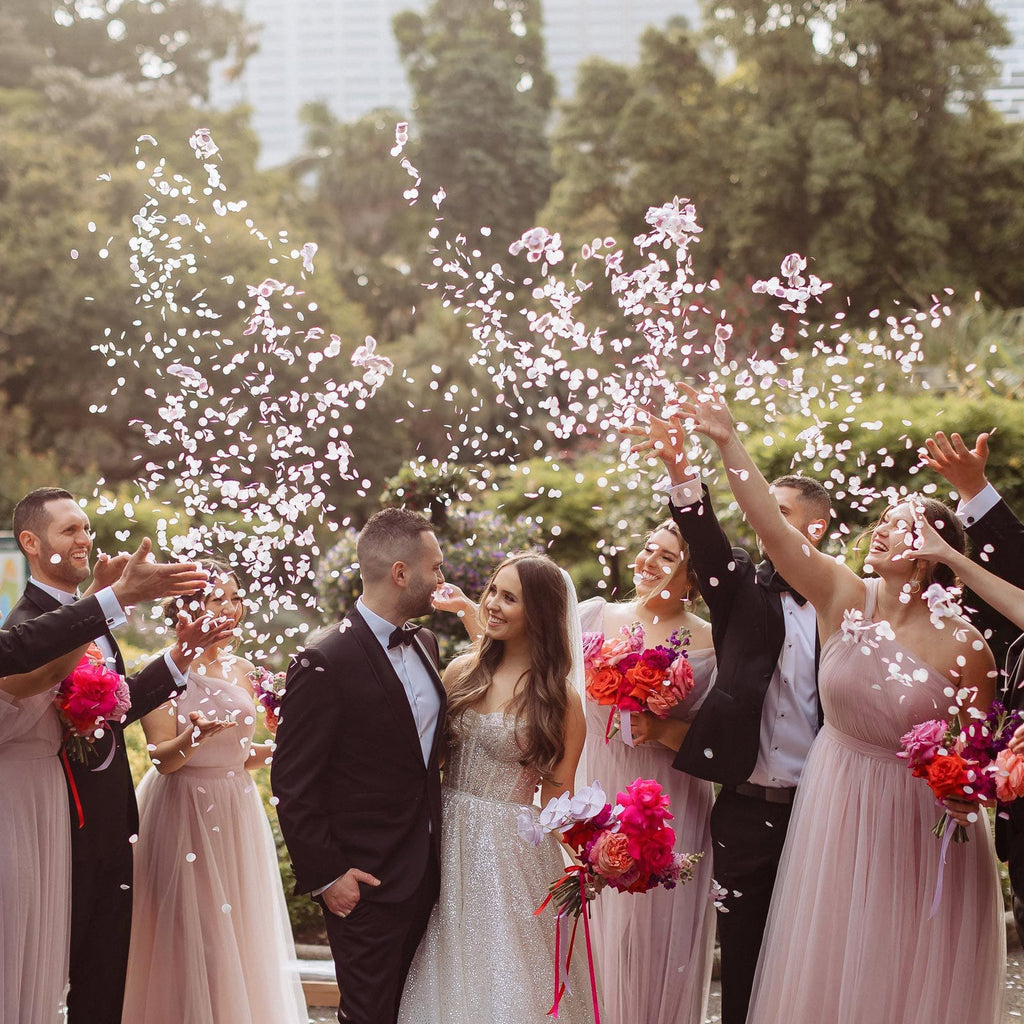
[{"x1": 323, "y1": 868, "x2": 382, "y2": 917}]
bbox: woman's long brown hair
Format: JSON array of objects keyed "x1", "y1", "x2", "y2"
[{"x1": 445, "y1": 553, "x2": 571, "y2": 781}]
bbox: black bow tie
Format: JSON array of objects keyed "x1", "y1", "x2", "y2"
[
  {"x1": 759, "y1": 563, "x2": 808, "y2": 607},
  {"x1": 388, "y1": 624, "x2": 423, "y2": 649}
]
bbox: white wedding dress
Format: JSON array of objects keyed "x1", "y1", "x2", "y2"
[{"x1": 398, "y1": 707, "x2": 597, "y2": 1023}]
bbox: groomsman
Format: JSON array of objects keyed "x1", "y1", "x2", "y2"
[
  {"x1": 4, "y1": 487, "x2": 221, "y2": 1024},
  {"x1": 0, "y1": 537, "x2": 211, "y2": 683},
  {"x1": 633, "y1": 417, "x2": 828, "y2": 1024},
  {"x1": 923, "y1": 430, "x2": 1024, "y2": 942}
]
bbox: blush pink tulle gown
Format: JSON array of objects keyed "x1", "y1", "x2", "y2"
[
  {"x1": 578, "y1": 598, "x2": 717, "y2": 1024},
  {"x1": 746, "y1": 579, "x2": 1004, "y2": 1024},
  {"x1": 0, "y1": 691, "x2": 70, "y2": 1024},
  {"x1": 121, "y1": 669, "x2": 306, "y2": 1024}
]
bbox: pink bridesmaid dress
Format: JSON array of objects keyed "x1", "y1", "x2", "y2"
[
  {"x1": 747, "y1": 579, "x2": 1004, "y2": 1023},
  {"x1": 121, "y1": 669, "x2": 307, "y2": 1024},
  {"x1": 0, "y1": 691, "x2": 70, "y2": 1023},
  {"x1": 579, "y1": 597, "x2": 717, "y2": 1024}
]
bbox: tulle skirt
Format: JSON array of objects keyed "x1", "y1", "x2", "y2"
[
  {"x1": 584, "y1": 724, "x2": 715, "y2": 1024},
  {"x1": 399, "y1": 787, "x2": 596, "y2": 1023},
  {"x1": 122, "y1": 764, "x2": 306, "y2": 1024},
  {"x1": 0, "y1": 752, "x2": 70, "y2": 1023},
  {"x1": 747, "y1": 724, "x2": 1005, "y2": 1024}
]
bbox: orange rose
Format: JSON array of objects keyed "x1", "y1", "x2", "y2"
[
  {"x1": 624, "y1": 661, "x2": 663, "y2": 701},
  {"x1": 587, "y1": 666, "x2": 622, "y2": 706}
]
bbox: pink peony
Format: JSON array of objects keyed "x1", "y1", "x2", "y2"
[
  {"x1": 639, "y1": 647, "x2": 672, "y2": 673},
  {"x1": 589, "y1": 831, "x2": 635, "y2": 880},
  {"x1": 898, "y1": 719, "x2": 947, "y2": 766},
  {"x1": 617, "y1": 778, "x2": 673, "y2": 833},
  {"x1": 62, "y1": 663, "x2": 121, "y2": 733},
  {"x1": 604, "y1": 625, "x2": 645, "y2": 666}
]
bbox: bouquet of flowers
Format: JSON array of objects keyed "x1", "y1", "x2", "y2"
[
  {"x1": 518, "y1": 778, "x2": 702, "y2": 915},
  {"x1": 582, "y1": 624, "x2": 693, "y2": 743},
  {"x1": 518, "y1": 778, "x2": 702, "y2": 1019},
  {"x1": 249, "y1": 666, "x2": 287, "y2": 731},
  {"x1": 900, "y1": 701, "x2": 1024, "y2": 844},
  {"x1": 53, "y1": 643, "x2": 131, "y2": 764}
]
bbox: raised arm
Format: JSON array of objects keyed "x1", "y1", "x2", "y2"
[
  {"x1": 675, "y1": 384, "x2": 862, "y2": 632},
  {"x1": 910, "y1": 508, "x2": 1024, "y2": 635}
]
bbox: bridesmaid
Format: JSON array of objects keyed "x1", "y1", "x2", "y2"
[
  {"x1": 121, "y1": 562, "x2": 307, "y2": 1024},
  {"x1": 673, "y1": 385, "x2": 1003, "y2": 1024},
  {"x1": 578, "y1": 522, "x2": 717, "y2": 1024},
  {"x1": 434, "y1": 525, "x2": 718, "y2": 1023}
]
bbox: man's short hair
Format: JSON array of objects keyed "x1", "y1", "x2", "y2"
[
  {"x1": 356, "y1": 507, "x2": 435, "y2": 584},
  {"x1": 771, "y1": 474, "x2": 831, "y2": 521},
  {"x1": 12, "y1": 487, "x2": 76, "y2": 555}
]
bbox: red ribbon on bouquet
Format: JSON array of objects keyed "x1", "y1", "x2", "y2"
[
  {"x1": 534, "y1": 865, "x2": 601, "y2": 1023},
  {"x1": 59, "y1": 734, "x2": 85, "y2": 829}
]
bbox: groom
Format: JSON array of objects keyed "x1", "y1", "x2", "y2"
[{"x1": 273, "y1": 507, "x2": 447, "y2": 1024}]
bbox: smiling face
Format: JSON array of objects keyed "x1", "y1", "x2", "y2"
[
  {"x1": 23, "y1": 497, "x2": 93, "y2": 591},
  {"x1": 482, "y1": 564, "x2": 526, "y2": 643},
  {"x1": 200, "y1": 573, "x2": 244, "y2": 649},
  {"x1": 633, "y1": 528, "x2": 686, "y2": 601},
  {"x1": 864, "y1": 502, "x2": 918, "y2": 576}
]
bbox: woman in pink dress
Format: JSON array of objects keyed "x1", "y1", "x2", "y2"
[
  {"x1": 121, "y1": 565, "x2": 306, "y2": 1024},
  {"x1": 577, "y1": 520, "x2": 717, "y2": 1024},
  {"x1": 667, "y1": 388, "x2": 1004, "y2": 1023}
]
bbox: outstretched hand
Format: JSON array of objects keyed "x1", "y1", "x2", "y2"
[
  {"x1": 920, "y1": 431, "x2": 991, "y2": 502},
  {"x1": 187, "y1": 710, "x2": 237, "y2": 745},
  {"x1": 90, "y1": 551, "x2": 131, "y2": 592},
  {"x1": 621, "y1": 412, "x2": 694, "y2": 484},
  {"x1": 110, "y1": 539, "x2": 209, "y2": 607},
  {"x1": 169, "y1": 612, "x2": 237, "y2": 672},
  {"x1": 672, "y1": 383, "x2": 735, "y2": 447}
]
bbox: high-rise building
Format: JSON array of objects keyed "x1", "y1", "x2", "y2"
[
  {"x1": 989, "y1": 0, "x2": 1024, "y2": 118},
  {"x1": 209, "y1": 0, "x2": 699, "y2": 167}
]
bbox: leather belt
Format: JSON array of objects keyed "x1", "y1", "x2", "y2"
[{"x1": 729, "y1": 782, "x2": 796, "y2": 805}]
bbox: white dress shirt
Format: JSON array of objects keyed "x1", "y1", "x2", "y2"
[
  {"x1": 356, "y1": 597, "x2": 441, "y2": 768},
  {"x1": 667, "y1": 475, "x2": 820, "y2": 789},
  {"x1": 956, "y1": 482, "x2": 1001, "y2": 528}
]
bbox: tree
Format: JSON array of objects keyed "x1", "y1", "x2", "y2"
[
  {"x1": 546, "y1": 4, "x2": 1024, "y2": 323},
  {"x1": 394, "y1": 0, "x2": 555, "y2": 254}
]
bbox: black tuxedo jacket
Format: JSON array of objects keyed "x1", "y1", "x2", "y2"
[
  {"x1": 0, "y1": 595, "x2": 114, "y2": 676},
  {"x1": 669, "y1": 486, "x2": 820, "y2": 786},
  {"x1": 271, "y1": 607, "x2": 445, "y2": 902},
  {"x1": 3, "y1": 582, "x2": 180, "y2": 853},
  {"x1": 965, "y1": 497, "x2": 1024, "y2": 681},
  {"x1": 964, "y1": 498, "x2": 1024, "y2": 871}
]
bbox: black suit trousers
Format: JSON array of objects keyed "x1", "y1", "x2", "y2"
[
  {"x1": 710, "y1": 788, "x2": 794, "y2": 1024},
  {"x1": 323, "y1": 849, "x2": 440, "y2": 1024},
  {"x1": 66, "y1": 835, "x2": 134, "y2": 1024}
]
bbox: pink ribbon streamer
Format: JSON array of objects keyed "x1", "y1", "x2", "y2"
[{"x1": 927, "y1": 816, "x2": 956, "y2": 919}]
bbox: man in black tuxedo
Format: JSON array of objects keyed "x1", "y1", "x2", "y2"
[
  {"x1": 4, "y1": 487, "x2": 220, "y2": 1024},
  {"x1": 633, "y1": 418, "x2": 829, "y2": 1024},
  {"x1": 923, "y1": 429, "x2": 1024, "y2": 941},
  {"x1": 273, "y1": 507, "x2": 446, "y2": 1024},
  {"x1": 0, "y1": 537, "x2": 212, "y2": 681}
]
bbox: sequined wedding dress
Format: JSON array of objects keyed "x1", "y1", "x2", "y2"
[{"x1": 398, "y1": 708, "x2": 596, "y2": 1023}]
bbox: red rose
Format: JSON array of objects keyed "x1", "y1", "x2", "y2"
[{"x1": 925, "y1": 752, "x2": 971, "y2": 799}]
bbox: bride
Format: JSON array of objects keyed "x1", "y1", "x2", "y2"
[{"x1": 398, "y1": 552, "x2": 596, "y2": 1023}]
